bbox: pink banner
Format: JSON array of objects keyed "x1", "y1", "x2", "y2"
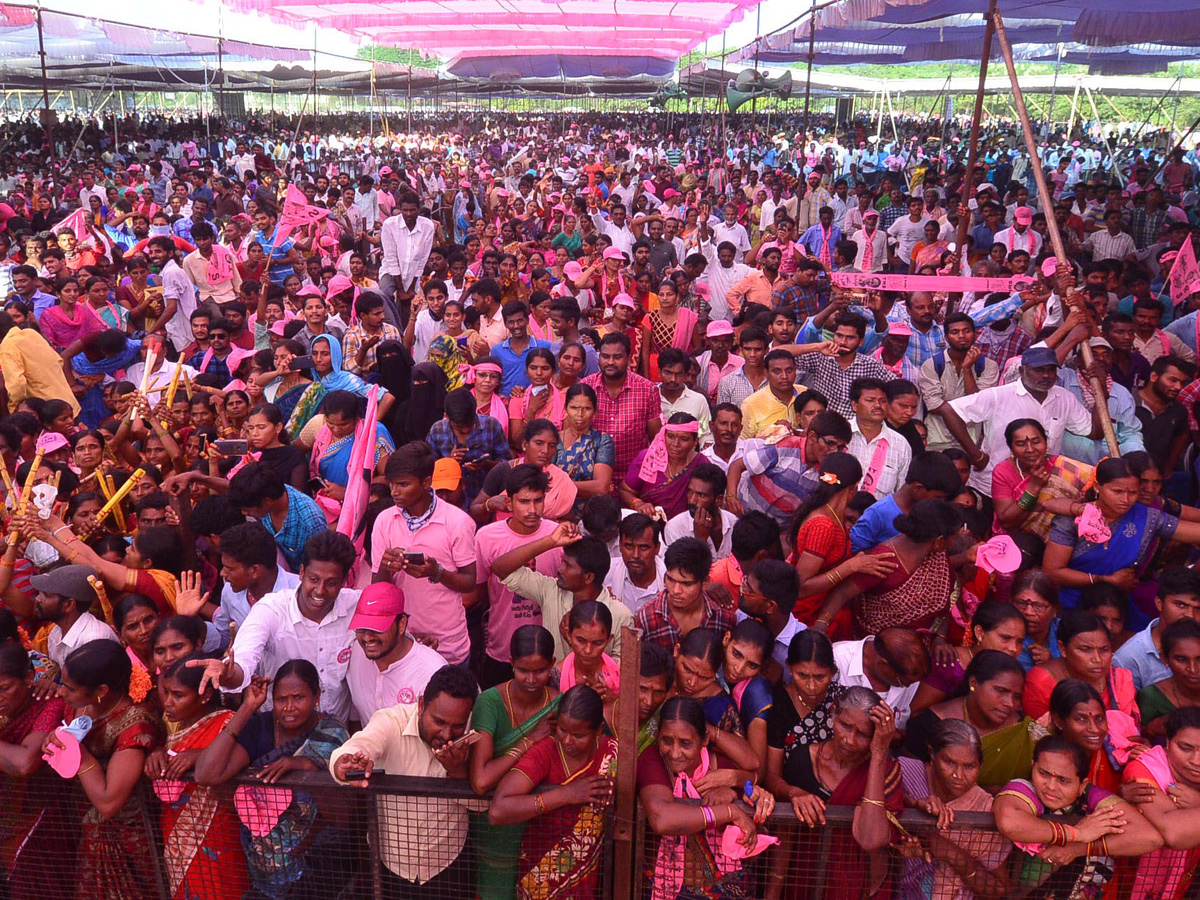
[
  {"x1": 278, "y1": 184, "x2": 328, "y2": 240},
  {"x1": 206, "y1": 245, "x2": 237, "y2": 285},
  {"x1": 830, "y1": 272, "x2": 1034, "y2": 293},
  {"x1": 1167, "y1": 234, "x2": 1200, "y2": 301}
]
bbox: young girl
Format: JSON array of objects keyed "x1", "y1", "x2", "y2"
[
  {"x1": 145, "y1": 655, "x2": 247, "y2": 900},
  {"x1": 673, "y1": 628, "x2": 745, "y2": 737},
  {"x1": 722, "y1": 618, "x2": 775, "y2": 780},
  {"x1": 559, "y1": 600, "x2": 618, "y2": 702}
]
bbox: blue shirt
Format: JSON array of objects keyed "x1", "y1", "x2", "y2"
[
  {"x1": 849, "y1": 494, "x2": 901, "y2": 554},
  {"x1": 492, "y1": 336, "x2": 553, "y2": 396},
  {"x1": 427, "y1": 415, "x2": 514, "y2": 505},
  {"x1": 1165, "y1": 310, "x2": 1199, "y2": 353},
  {"x1": 1112, "y1": 619, "x2": 1168, "y2": 691},
  {"x1": 250, "y1": 227, "x2": 296, "y2": 287},
  {"x1": 262, "y1": 486, "x2": 328, "y2": 573},
  {"x1": 1018, "y1": 617, "x2": 1061, "y2": 671}
]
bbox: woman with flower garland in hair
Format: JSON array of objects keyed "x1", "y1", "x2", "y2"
[
  {"x1": 47, "y1": 639, "x2": 163, "y2": 900},
  {"x1": 788, "y1": 452, "x2": 895, "y2": 636}
]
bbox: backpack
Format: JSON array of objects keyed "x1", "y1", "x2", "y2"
[{"x1": 932, "y1": 348, "x2": 986, "y2": 379}]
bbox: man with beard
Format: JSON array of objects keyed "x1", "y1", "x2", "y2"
[
  {"x1": 920, "y1": 313, "x2": 1000, "y2": 452},
  {"x1": 1135, "y1": 355, "x2": 1194, "y2": 475},
  {"x1": 190, "y1": 531, "x2": 361, "y2": 722},
  {"x1": 1054, "y1": 336, "x2": 1146, "y2": 464},
  {"x1": 663, "y1": 463, "x2": 736, "y2": 561},
  {"x1": 581, "y1": 333, "x2": 661, "y2": 483},
  {"x1": 330, "y1": 666, "x2": 480, "y2": 898},
  {"x1": 346, "y1": 582, "x2": 447, "y2": 724},
  {"x1": 603, "y1": 513, "x2": 665, "y2": 613}
]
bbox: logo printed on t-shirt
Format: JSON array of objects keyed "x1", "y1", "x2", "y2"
[
  {"x1": 397, "y1": 688, "x2": 415, "y2": 704},
  {"x1": 337, "y1": 647, "x2": 352, "y2": 664}
]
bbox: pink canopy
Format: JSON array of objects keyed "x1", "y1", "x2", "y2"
[{"x1": 200, "y1": 0, "x2": 765, "y2": 72}]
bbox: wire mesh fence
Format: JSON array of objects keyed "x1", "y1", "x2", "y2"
[{"x1": 0, "y1": 769, "x2": 1194, "y2": 900}]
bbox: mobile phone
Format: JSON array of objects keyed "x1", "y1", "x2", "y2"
[
  {"x1": 344, "y1": 768, "x2": 380, "y2": 780},
  {"x1": 196, "y1": 433, "x2": 208, "y2": 453},
  {"x1": 289, "y1": 356, "x2": 313, "y2": 371},
  {"x1": 403, "y1": 552, "x2": 427, "y2": 566},
  {"x1": 214, "y1": 439, "x2": 249, "y2": 456},
  {"x1": 531, "y1": 384, "x2": 549, "y2": 397},
  {"x1": 307, "y1": 477, "x2": 325, "y2": 494},
  {"x1": 446, "y1": 730, "x2": 482, "y2": 751}
]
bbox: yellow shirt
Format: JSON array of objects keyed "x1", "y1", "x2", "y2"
[
  {"x1": 0, "y1": 328, "x2": 80, "y2": 415},
  {"x1": 739, "y1": 383, "x2": 805, "y2": 439}
]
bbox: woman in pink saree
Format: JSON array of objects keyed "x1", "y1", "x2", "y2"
[
  {"x1": 620, "y1": 414, "x2": 705, "y2": 520},
  {"x1": 641, "y1": 279, "x2": 698, "y2": 380}
]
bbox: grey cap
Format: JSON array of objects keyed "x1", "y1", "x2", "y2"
[{"x1": 29, "y1": 564, "x2": 99, "y2": 607}]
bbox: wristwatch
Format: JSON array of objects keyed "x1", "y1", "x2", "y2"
[{"x1": 430, "y1": 561, "x2": 445, "y2": 584}]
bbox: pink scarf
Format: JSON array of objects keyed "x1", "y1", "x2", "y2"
[
  {"x1": 199, "y1": 344, "x2": 252, "y2": 375},
  {"x1": 860, "y1": 434, "x2": 891, "y2": 498},
  {"x1": 862, "y1": 227, "x2": 877, "y2": 268},
  {"x1": 650, "y1": 748, "x2": 738, "y2": 900},
  {"x1": 818, "y1": 223, "x2": 833, "y2": 268},
  {"x1": 559, "y1": 652, "x2": 620, "y2": 693},
  {"x1": 638, "y1": 420, "x2": 700, "y2": 484}
]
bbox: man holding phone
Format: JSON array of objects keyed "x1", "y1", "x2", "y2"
[
  {"x1": 372, "y1": 444, "x2": 478, "y2": 667},
  {"x1": 330, "y1": 666, "x2": 482, "y2": 898}
]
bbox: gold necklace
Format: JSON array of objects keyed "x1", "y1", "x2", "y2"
[{"x1": 824, "y1": 503, "x2": 843, "y2": 530}]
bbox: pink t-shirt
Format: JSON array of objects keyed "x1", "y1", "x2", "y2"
[
  {"x1": 474, "y1": 518, "x2": 564, "y2": 662},
  {"x1": 370, "y1": 499, "x2": 477, "y2": 665}
]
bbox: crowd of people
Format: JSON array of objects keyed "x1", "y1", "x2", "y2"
[{"x1": 0, "y1": 105, "x2": 1198, "y2": 900}]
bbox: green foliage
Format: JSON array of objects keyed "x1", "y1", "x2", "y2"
[{"x1": 355, "y1": 45, "x2": 440, "y2": 67}]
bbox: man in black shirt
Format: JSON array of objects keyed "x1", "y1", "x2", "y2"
[{"x1": 1135, "y1": 355, "x2": 1194, "y2": 475}]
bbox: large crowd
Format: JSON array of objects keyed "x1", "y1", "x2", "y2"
[{"x1": 0, "y1": 106, "x2": 1197, "y2": 900}]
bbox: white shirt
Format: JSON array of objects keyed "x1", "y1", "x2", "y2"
[
  {"x1": 225, "y1": 586, "x2": 361, "y2": 722},
  {"x1": 712, "y1": 222, "x2": 751, "y2": 262},
  {"x1": 992, "y1": 227, "x2": 1044, "y2": 257},
  {"x1": 411, "y1": 307, "x2": 443, "y2": 363},
  {"x1": 832, "y1": 638, "x2": 919, "y2": 728},
  {"x1": 347, "y1": 639, "x2": 447, "y2": 724},
  {"x1": 663, "y1": 508, "x2": 737, "y2": 561},
  {"x1": 604, "y1": 556, "x2": 665, "y2": 612},
  {"x1": 662, "y1": 388, "x2": 712, "y2": 447},
  {"x1": 48, "y1": 612, "x2": 118, "y2": 669},
  {"x1": 886, "y1": 215, "x2": 931, "y2": 265},
  {"x1": 159, "y1": 258, "x2": 198, "y2": 354},
  {"x1": 848, "y1": 420, "x2": 912, "y2": 499},
  {"x1": 703, "y1": 260, "x2": 755, "y2": 323},
  {"x1": 949, "y1": 380, "x2": 1092, "y2": 494},
  {"x1": 850, "y1": 227, "x2": 888, "y2": 273},
  {"x1": 380, "y1": 215, "x2": 436, "y2": 289},
  {"x1": 1083, "y1": 229, "x2": 1137, "y2": 262},
  {"x1": 202, "y1": 568, "x2": 299, "y2": 654},
  {"x1": 590, "y1": 212, "x2": 635, "y2": 256}
]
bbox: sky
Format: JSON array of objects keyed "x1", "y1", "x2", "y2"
[{"x1": 712, "y1": 0, "x2": 806, "y2": 59}]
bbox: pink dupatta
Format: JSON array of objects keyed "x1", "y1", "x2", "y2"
[{"x1": 670, "y1": 307, "x2": 699, "y2": 350}]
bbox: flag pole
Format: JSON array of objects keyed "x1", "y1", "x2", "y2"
[{"x1": 993, "y1": 7, "x2": 1119, "y2": 457}]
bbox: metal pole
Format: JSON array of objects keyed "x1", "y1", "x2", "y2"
[
  {"x1": 802, "y1": 0, "x2": 816, "y2": 134},
  {"x1": 1151, "y1": 108, "x2": 1200, "y2": 182},
  {"x1": 36, "y1": 4, "x2": 52, "y2": 152},
  {"x1": 1066, "y1": 80, "x2": 1080, "y2": 138},
  {"x1": 993, "y1": 7, "x2": 1120, "y2": 457},
  {"x1": 948, "y1": 0, "x2": 996, "y2": 318},
  {"x1": 1045, "y1": 41, "x2": 1063, "y2": 138}
]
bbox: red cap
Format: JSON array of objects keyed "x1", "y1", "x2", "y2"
[{"x1": 349, "y1": 582, "x2": 406, "y2": 633}]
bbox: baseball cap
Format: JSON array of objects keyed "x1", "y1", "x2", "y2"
[
  {"x1": 602, "y1": 246, "x2": 626, "y2": 261},
  {"x1": 663, "y1": 188, "x2": 681, "y2": 200},
  {"x1": 886, "y1": 321, "x2": 913, "y2": 337},
  {"x1": 563, "y1": 261, "x2": 584, "y2": 280},
  {"x1": 349, "y1": 582, "x2": 406, "y2": 633},
  {"x1": 1014, "y1": 206, "x2": 1033, "y2": 225},
  {"x1": 36, "y1": 432, "x2": 69, "y2": 454},
  {"x1": 29, "y1": 565, "x2": 98, "y2": 606},
  {"x1": 613, "y1": 293, "x2": 637, "y2": 309},
  {"x1": 327, "y1": 274, "x2": 354, "y2": 297},
  {"x1": 1087, "y1": 336, "x2": 1113, "y2": 351},
  {"x1": 706, "y1": 320, "x2": 734, "y2": 338},
  {"x1": 862, "y1": 209, "x2": 880, "y2": 219},
  {"x1": 1021, "y1": 347, "x2": 1059, "y2": 368},
  {"x1": 296, "y1": 284, "x2": 323, "y2": 298},
  {"x1": 432, "y1": 457, "x2": 462, "y2": 492}
]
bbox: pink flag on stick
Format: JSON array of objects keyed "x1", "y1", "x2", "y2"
[
  {"x1": 1168, "y1": 234, "x2": 1200, "y2": 302},
  {"x1": 206, "y1": 245, "x2": 237, "y2": 285},
  {"x1": 52, "y1": 207, "x2": 89, "y2": 240},
  {"x1": 278, "y1": 184, "x2": 329, "y2": 240}
]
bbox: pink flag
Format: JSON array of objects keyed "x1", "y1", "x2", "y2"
[
  {"x1": 206, "y1": 245, "x2": 237, "y2": 285},
  {"x1": 336, "y1": 385, "x2": 380, "y2": 563},
  {"x1": 278, "y1": 184, "x2": 329, "y2": 240},
  {"x1": 52, "y1": 207, "x2": 89, "y2": 239},
  {"x1": 1168, "y1": 234, "x2": 1200, "y2": 304}
]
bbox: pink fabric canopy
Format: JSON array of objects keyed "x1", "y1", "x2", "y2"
[{"x1": 200, "y1": 0, "x2": 764, "y2": 68}]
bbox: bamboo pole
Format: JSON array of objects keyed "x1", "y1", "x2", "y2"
[
  {"x1": 949, "y1": 0, "x2": 997, "y2": 318},
  {"x1": 992, "y1": 8, "x2": 1120, "y2": 457}
]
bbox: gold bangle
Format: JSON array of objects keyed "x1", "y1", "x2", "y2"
[
  {"x1": 534, "y1": 794, "x2": 547, "y2": 815},
  {"x1": 0, "y1": 560, "x2": 13, "y2": 568},
  {"x1": 76, "y1": 762, "x2": 98, "y2": 777},
  {"x1": 859, "y1": 797, "x2": 887, "y2": 808}
]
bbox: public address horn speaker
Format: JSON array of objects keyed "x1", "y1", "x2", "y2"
[{"x1": 726, "y1": 69, "x2": 793, "y2": 112}]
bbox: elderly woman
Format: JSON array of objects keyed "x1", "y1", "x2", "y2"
[
  {"x1": 771, "y1": 686, "x2": 903, "y2": 900},
  {"x1": 897, "y1": 719, "x2": 1012, "y2": 900},
  {"x1": 620, "y1": 412, "x2": 706, "y2": 520},
  {"x1": 991, "y1": 419, "x2": 1092, "y2": 540},
  {"x1": 994, "y1": 735, "x2": 1161, "y2": 899}
]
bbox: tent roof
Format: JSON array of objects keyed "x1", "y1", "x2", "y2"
[
  {"x1": 199, "y1": 0, "x2": 765, "y2": 79},
  {"x1": 732, "y1": 0, "x2": 1200, "y2": 73}
]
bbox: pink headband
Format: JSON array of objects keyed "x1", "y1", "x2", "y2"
[
  {"x1": 664, "y1": 421, "x2": 700, "y2": 434},
  {"x1": 458, "y1": 362, "x2": 501, "y2": 384}
]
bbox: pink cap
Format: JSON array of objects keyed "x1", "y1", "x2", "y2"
[
  {"x1": 887, "y1": 321, "x2": 913, "y2": 337},
  {"x1": 1014, "y1": 206, "x2": 1033, "y2": 225},
  {"x1": 349, "y1": 582, "x2": 406, "y2": 632},
  {"x1": 379, "y1": 166, "x2": 393, "y2": 176},
  {"x1": 459, "y1": 179, "x2": 470, "y2": 188},
  {"x1": 663, "y1": 188, "x2": 681, "y2": 200},
  {"x1": 563, "y1": 261, "x2": 584, "y2": 279},
  {"x1": 268, "y1": 320, "x2": 289, "y2": 337},
  {"x1": 613, "y1": 293, "x2": 637, "y2": 309},
  {"x1": 1041, "y1": 256, "x2": 1059, "y2": 277},
  {"x1": 296, "y1": 284, "x2": 323, "y2": 298},
  {"x1": 602, "y1": 246, "x2": 626, "y2": 261},
  {"x1": 706, "y1": 320, "x2": 734, "y2": 338},
  {"x1": 642, "y1": 180, "x2": 657, "y2": 195},
  {"x1": 862, "y1": 209, "x2": 880, "y2": 219},
  {"x1": 496, "y1": 188, "x2": 509, "y2": 198},
  {"x1": 327, "y1": 274, "x2": 354, "y2": 296},
  {"x1": 38, "y1": 432, "x2": 69, "y2": 454}
]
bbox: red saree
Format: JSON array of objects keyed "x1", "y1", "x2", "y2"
[{"x1": 155, "y1": 709, "x2": 248, "y2": 900}]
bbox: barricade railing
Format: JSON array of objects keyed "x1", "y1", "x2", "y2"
[{"x1": 1, "y1": 768, "x2": 1185, "y2": 900}]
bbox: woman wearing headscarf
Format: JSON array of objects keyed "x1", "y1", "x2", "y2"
[{"x1": 285, "y1": 332, "x2": 393, "y2": 440}]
